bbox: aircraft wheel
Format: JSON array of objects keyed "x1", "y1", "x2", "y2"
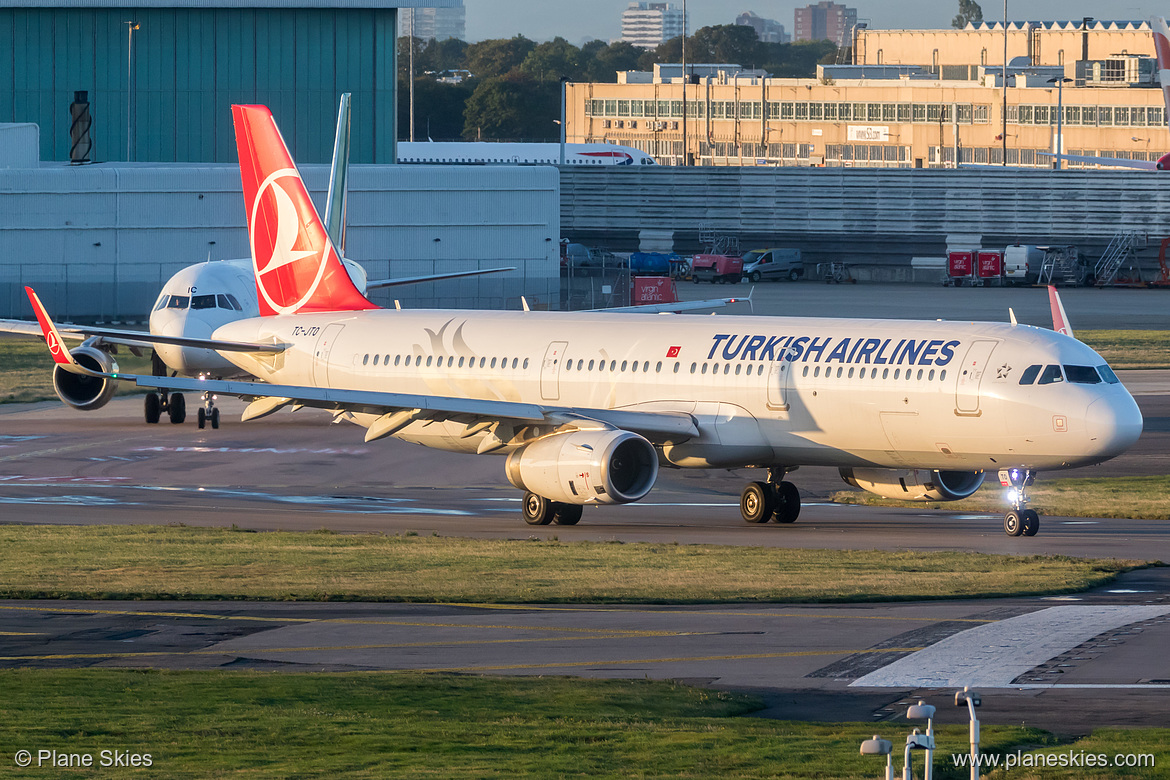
[
  {"x1": 740, "y1": 481, "x2": 774, "y2": 524},
  {"x1": 1004, "y1": 510, "x2": 1023, "y2": 537},
  {"x1": 1021, "y1": 509, "x2": 1040, "y2": 537},
  {"x1": 168, "y1": 393, "x2": 186, "y2": 424},
  {"x1": 552, "y1": 504, "x2": 583, "y2": 526},
  {"x1": 211, "y1": 408, "x2": 220, "y2": 429},
  {"x1": 144, "y1": 393, "x2": 161, "y2": 424},
  {"x1": 774, "y1": 481, "x2": 801, "y2": 524},
  {"x1": 522, "y1": 492, "x2": 554, "y2": 525},
  {"x1": 197, "y1": 408, "x2": 206, "y2": 429}
]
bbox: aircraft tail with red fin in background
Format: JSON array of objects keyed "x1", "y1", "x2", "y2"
[{"x1": 232, "y1": 104, "x2": 377, "y2": 316}]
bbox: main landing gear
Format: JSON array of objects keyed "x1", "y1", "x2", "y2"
[
  {"x1": 1000, "y1": 467, "x2": 1040, "y2": 537},
  {"x1": 522, "y1": 492, "x2": 583, "y2": 526},
  {"x1": 740, "y1": 468, "x2": 801, "y2": 525},
  {"x1": 144, "y1": 390, "x2": 186, "y2": 425}
]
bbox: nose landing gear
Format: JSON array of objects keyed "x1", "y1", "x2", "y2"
[
  {"x1": 197, "y1": 383, "x2": 220, "y2": 430},
  {"x1": 1000, "y1": 468, "x2": 1040, "y2": 537},
  {"x1": 740, "y1": 467, "x2": 801, "y2": 525}
]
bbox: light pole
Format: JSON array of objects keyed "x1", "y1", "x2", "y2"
[
  {"x1": 408, "y1": 10, "x2": 415, "y2": 142},
  {"x1": 560, "y1": 77, "x2": 569, "y2": 165},
  {"x1": 902, "y1": 729, "x2": 933, "y2": 780},
  {"x1": 955, "y1": 687, "x2": 983, "y2": 780},
  {"x1": 681, "y1": 0, "x2": 688, "y2": 166},
  {"x1": 125, "y1": 20, "x2": 139, "y2": 161},
  {"x1": 1002, "y1": 0, "x2": 1008, "y2": 165},
  {"x1": 1048, "y1": 76, "x2": 1073, "y2": 169}
]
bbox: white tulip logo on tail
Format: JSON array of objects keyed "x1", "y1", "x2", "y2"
[{"x1": 249, "y1": 168, "x2": 333, "y2": 315}]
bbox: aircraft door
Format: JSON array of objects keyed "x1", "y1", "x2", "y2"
[
  {"x1": 766, "y1": 359, "x2": 791, "y2": 411},
  {"x1": 540, "y1": 341, "x2": 568, "y2": 401},
  {"x1": 312, "y1": 323, "x2": 346, "y2": 386},
  {"x1": 954, "y1": 340, "x2": 998, "y2": 414}
]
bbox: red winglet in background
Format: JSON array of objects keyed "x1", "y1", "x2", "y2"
[{"x1": 232, "y1": 104, "x2": 377, "y2": 316}]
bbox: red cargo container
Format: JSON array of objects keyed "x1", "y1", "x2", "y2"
[
  {"x1": 977, "y1": 250, "x2": 1004, "y2": 282},
  {"x1": 946, "y1": 251, "x2": 975, "y2": 286},
  {"x1": 633, "y1": 276, "x2": 678, "y2": 305},
  {"x1": 691, "y1": 254, "x2": 743, "y2": 284}
]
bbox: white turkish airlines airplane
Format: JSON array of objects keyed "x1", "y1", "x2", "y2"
[{"x1": 26, "y1": 104, "x2": 1144, "y2": 537}]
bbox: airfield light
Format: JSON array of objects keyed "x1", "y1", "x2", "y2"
[
  {"x1": 954, "y1": 687, "x2": 982, "y2": 780},
  {"x1": 906, "y1": 700, "x2": 937, "y2": 780},
  {"x1": 1006, "y1": 488, "x2": 1019, "y2": 505},
  {"x1": 859, "y1": 735, "x2": 894, "y2": 780},
  {"x1": 903, "y1": 728, "x2": 933, "y2": 780}
]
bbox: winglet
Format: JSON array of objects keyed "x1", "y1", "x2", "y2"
[
  {"x1": 1008, "y1": 307, "x2": 1018, "y2": 326},
  {"x1": 24, "y1": 286, "x2": 80, "y2": 369},
  {"x1": 1048, "y1": 285, "x2": 1073, "y2": 337}
]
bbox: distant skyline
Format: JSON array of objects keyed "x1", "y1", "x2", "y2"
[{"x1": 464, "y1": 1, "x2": 1169, "y2": 44}]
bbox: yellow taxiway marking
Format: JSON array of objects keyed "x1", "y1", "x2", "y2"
[
  {"x1": 0, "y1": 631, "x2": 44, "y2": 636},
  {"x1": 436, "y1": 603, "x2": 997, "y2": 623},
  {"x1": 0, "y1": 604, "x2": 312, "y2": 624}
]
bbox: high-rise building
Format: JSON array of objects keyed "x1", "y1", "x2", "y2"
[
  {"x1": 794, "y1": 1, "x2": 857, "y2": 48},
  {"x1": 736, "y1": 11, "x2": 789, "y2": 44},
  {"x1": 621, "y1": 2, "x2": 685, "y2": 50},
  {"x1": 401, "y1": 2, "x2": 466, "y2": 42}
]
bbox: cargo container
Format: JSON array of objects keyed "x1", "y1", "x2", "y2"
[{"x1": 945, "y1": 250, "x2": 975, "y2": 286}]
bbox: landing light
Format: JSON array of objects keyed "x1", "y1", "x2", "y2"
[{"x1": 1006, "y1": 488, "x2": 1019, "y2": 505}]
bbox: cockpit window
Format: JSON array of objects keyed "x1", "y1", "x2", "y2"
[
  {"x1": 166, "y1": 295, "x2": 189, "y2": 309},
  {"x1": 1019, "y1": 364, "x2": 1041, "y2": 385},
  {"x1": 1037, "y1": 364, "x2": 1064, "y2": 385},
  {"x1": 225, "y1": 294, "x2": 243, "y2": 311},
  {"x1": 1097, "y1": 364, "x2": 1120, "y2": 384},
  {"x1": 154, "y1": 295, "x2": 170, "y2": 311},
  {"x1": 1064, "y1": 365, "x2": 1101, "y2": 384},
  {"x1": 191, "y1": 294, "x2": 217, "y2": 310},
  {"x1": 216, "y1": 294, "x2": 236, "y2": 310}
]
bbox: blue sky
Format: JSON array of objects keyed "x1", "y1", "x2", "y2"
[{"x1": 465, "y1": 1, "x2": 1168, "y2": 44}]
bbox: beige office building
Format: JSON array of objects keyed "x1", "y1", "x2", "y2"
[{"x1": 565, "y1": 21, "x2": 1170, "y2": 168}]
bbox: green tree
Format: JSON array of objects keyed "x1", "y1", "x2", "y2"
[
  {"x1": 689, "y1": 24, "x2": 762, "y2": 66},
  {"x1": 583, "y1": 40, "x2": 643, "y2": 83},
  {"x1": 952, "y1": 0, "x2": 984, "y2": 29},
  {"x1": 465, "y1": 36, "x2": 536, "y2": 79},
  {"x1": 462, "y1": 73, "x2": 559, "y2": 141},
  {"x1": 519, "y1": 37, "x2": 585, "y2": 82},
  {"x1": 398, "y1": 79, "x2": 474, "y2": 141},
  {"x1": 418, "y1": 37, "x2": 469, "y2": 75}
]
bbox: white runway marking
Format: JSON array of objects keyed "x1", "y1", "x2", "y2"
[{"x1": 850, "y1": 605, "x2": 1170, "y2": 688}]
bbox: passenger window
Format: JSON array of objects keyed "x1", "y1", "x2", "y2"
[
  {"x1": 657, "y1": 361, "x2": 663, "y2": 373},
  {"x1": 490, "y1": 358, "x2": 497, "y2": 369},
  {"x1": 524, "y1": 358, "x2": 530, "y2": 369},
  {"x1": 191, "y1": 294, "x2": 217, "y2": 310},
  {"x1": 674, "y1": 362, "x2": 680, "y2": 373},
  {"x1": 814, "y1": 366, "x2": 820, "y2": 377},
  {"x1": 362, "y1": 354, "x2": 369, "y2": 365},
  {"x1": 373, "y1": 355, "x2": 380, "y2": 366},
  {"x1": 417, "y1": 356, "x2": 423, "y2": 366},
  {"x1": 621, "y1": 361, "x2": 628, "y2": 372},
  {"x1": 610, "y1": 360, "x2": 616, "y2": 371},
  {"x1": 894, "y1": 369, "x2": 900, "y2": 379},
  {"x1": 457, "y1": 356, "x2": 464, "y2": 367},
  {"x1": 712, "y1": 363, "x2": 719, "y2": 374},
  {"x1": 643, "y1": 361, "x2": 650, "y2": 372},
  {"x1": 631, "y1": 361, "x2": 638, "y2": 373},
  {"x1": 836, "y1": 367, "x2": 843, "y2": 378},
  {"x1": 1097, "y1": 364, "x2": 1120, "y2": 384},
  {"x1": 701, "y1": 364, "x2": 708, "y2": 375},
  {"x1": 690, "y1": 363, "x2": 697, "y2": 374},
  {"x1": 882, "y1": 368, "x2": 889, "y2": 379},
  {"x1": 479, "y1": 357, "x2": 486, "y2": 368},
  {"x1": 928, "y1": 369, "x2": 935, "y2": 380},
  {"x1": 917, "y1": 369, "x2": 924, "y2": 380},
  {"x1": 940, "y1": 370, "x2": 946, "y2": 381},
  {"x1": 588, "y1": 359, "x2": 595, "y2": 370},
  {"x1": 1019, "y1": 365, "x2": 1041, "y2": 385},
  {"x1": 426, "y1": 356, "x2": 433, "y2": 367},
  {"x1": 802, "y1": 366, "x2": 809, "y2": 377},
  {"x1": 847, "y1": 367, "x2": 854, "y2": 378},
  {"x1": 512, "y1": 358, "x2": 518, "y2": 369},
  {"x1": 1064, "y1": 365, "x2": 1101, "y2": 384},
  {"x1": 758, "y1": 365, "x2": 765, "y2": 375},
  {"x1": 736, "y1": 364, "x2": 743, "y2": 376},
  {"x1": 395, "y1": 355, "x2": 402, "y2": 366},
  {"x1": 723, "y1": 364, "x2": 730, "y2": 374},
  {"x1": 167, "y1": 295, "x2": 189, "y2": 309},
  {"x1": 1038, "y1": 365, "x2": 1064, "y2": 385}
]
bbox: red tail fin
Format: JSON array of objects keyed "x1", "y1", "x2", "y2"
[{"x1": 232, "y1": 104, "x2": 375, "y2": 316}]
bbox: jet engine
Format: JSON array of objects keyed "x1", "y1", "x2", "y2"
[
  {"x1": 52, "y1": 346, "x2": 119, "y2": 411},
  {"x1": 840, "y1": 468, "x2": 984, "y2": 501},
  {"x1": 505, "y1": 429, "x2": 658, "y2": 505}
]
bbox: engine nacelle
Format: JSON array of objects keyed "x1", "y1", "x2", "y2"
[
  {"x1": 840, "y1": 468, "x2": 984, "y2": 502},
  {"x1": 52, "y1": 346, "x2": 119, "y2": 411},
  {"x1": 505, "y1": 429, "x2": 658, "y2": 505}
]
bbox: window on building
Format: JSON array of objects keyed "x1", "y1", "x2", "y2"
[
  {"x1": 867, "y1": 103, "x2": 882, "y2": 121},
  {"x1": 1098, "y1": 106, "x2": 1112, "y2": 125},
  {"x1": 980, "y1": 48, "x2": 987, "y2": 65},
  {"x1": 882, "y1": 103, "x2": 897, "y2": 121},
  {"x1": 604, "y1": 100, "x2": 617, "y2": 116},
  {"x1": 767, "y1": 102, "x2": 781, "y2": 119},
  {"x1": 1063, "y1": 105, "x2": 1080, "y2": 125},
  {"x1": 927, "y1": 104, "x2": 942, "y2": 122},
  {"x1": 897, "y1": 103, "x2": 912, "y2": 122},
  {"x1": 1017, "y1": 105, "x2": 1032, "y2": 124},
  {"x1": 912, "y1": 103, "x2": 926, "y2": 122},
  {"x1": 782, "y1": 142, "x2": 796, "y2": 158},
  {"x1": 838, "y1": 102, "x2": 852, "y2": 120},
  {"x1": 974, "y1": 105, "x2": 989, "y2": 123},
  {"x1": 877, "y1": 48, "x2": 883, "y2": 64},
  {"x1": 617, "y1": 100, "x2": 630, "y2": 117},
  {"x1": 780, "y1": 101, "x2": 794, "y2": 120},
  {"x1": 957, "y1": 104, "x2": 973, "y2": 124},
  {"x1": 795, "y1": 102, "x2": 809, "y2": 120},
  {"x1": 853, "y1": 103, "x2": 867, "y2": 120},
  {"x1": 670, "y1": 100, "x2": 683, "y2": 117},
  {"x1": 824, "y1": 102, "x2": 838, "y2": 120},
  {"x1": 630, "y1": 99, "x2": 644, "y2": 116},
  {"x1": 809, "y1": 102, "x2": 823, "y2": 120}
]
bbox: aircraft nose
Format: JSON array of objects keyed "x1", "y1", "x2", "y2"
[{"x1": 1085, "y1": 395, "x2": 1143, "y2": 459}]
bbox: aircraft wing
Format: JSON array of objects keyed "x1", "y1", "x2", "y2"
[
  {"x1": 0, "y1": 316, "x2": 286, "y2": 354},
  {"x1": 1037, "y1": 152, "x2": 1158, "y2": 171},
  {"x1": 366, "y1": 266, "x2": 516, "y2": 289},
  {"x1": 101, "y1": 372, "x2": 699, "y2": 442},
  {"x1": 597, "y1": 295, "x2": 749, "y2": 314}
]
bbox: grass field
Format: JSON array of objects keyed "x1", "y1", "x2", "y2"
[
  {"x1": 834, "y1": 475, "x2": 1170, "y2": 521},
  {"x1": 7, "y1": 669, "x2": 1161, "y2": 779},
  {"x1": 0, "y1": 338, "x2": 152, "y2": 404},
  {"x1": 0, "y1": 525, "x2": 1142, "y2": 603},
  {"x1": 1077, "y1": 330, "x2": 1170, "y2": 369}
]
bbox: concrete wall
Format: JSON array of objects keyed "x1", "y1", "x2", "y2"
[
  {"x1": 560, "y1": 166, "x2": 1170, "y2": 273},
  {"x1": 0, "y1": 164, "x2": 560, "y2": 320}
]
